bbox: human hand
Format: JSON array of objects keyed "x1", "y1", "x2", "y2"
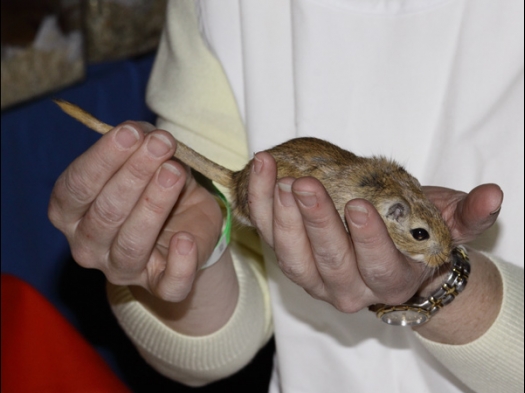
[
  {"x1": 422, "y1": 183, "x2": 502, "y2": 244},
  {"x1": 48, "y1": 122, "x2": 223, "y2": 302},
  {"x1": 247, "y1": 152, "x2": 502, "y2": 312}
]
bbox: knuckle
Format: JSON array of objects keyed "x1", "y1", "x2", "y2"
[
  {"x1": 313, "y1": 246, "x2": 344, "y2": 263},
  {"x1": 127, "y1": 159, "x2": 156, "y2": 183},
  {"x1": 103, "y1": 271, "x2": 123, "y2": 285},
  {"x1": 304, "y1": 287, "x2": 326, "y2": 302},
  {"x1": 274, "y1": 216, "x2": 300, "y2": 232},
  {"x1": 109, "y1": 259, "x2": 140, "y2": 275},
  {"x1": 110, "y1": 235, "x2": 146, "y2": 270},
  {"x1": 142, "y1": 195, "x2": 168, "y2": 217},
  {"x1": 47, "y1": 197, "x2": 65, "y2": 229},
  {"x1": 63, "y1": 168, "x2": 95, "y2": 205},
  {"x1": 154, "y1": 274, "x2": 193, "y2": 302},
  {"x1": 90, "y1": 195, "x2": 127, "y2": 227},
  {"x1": 104, "y1": 271, "x2": 135, "y2": 287},
  {"x1": 278, "y1": 259, "x2": 308, "y2": 280},
  {"x1": 169, "y1": 267, "x2": 196, "y2": 286},
  {"x1": 305, "y1": 214, "x2": 333, "y2": 230},
  {"x1": 332, "y1": 297, "x2": 361, "y2": 314},
  {"x1": 155, "y1": 284, "x2": 189, "y2": 303},
  {"x1": 70, "y1": 243, "x2": 98, "y2": 269}
]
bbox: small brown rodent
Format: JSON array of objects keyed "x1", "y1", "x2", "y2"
[{"x1": 54, "y1": 99, "x2": 452, "y2": 268}]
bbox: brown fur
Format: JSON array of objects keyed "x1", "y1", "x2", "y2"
[{"x1": 232, "y1": 138, "x2": 451, "y2": 267}]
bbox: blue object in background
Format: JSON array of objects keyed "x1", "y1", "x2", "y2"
[
  {"x1": 1, "y1": 53, "x2": 273, "y2": 392},
  {"x1": 2, "y1": 55, "x2": 157, "y2": 312}
]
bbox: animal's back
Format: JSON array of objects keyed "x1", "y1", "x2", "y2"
[{"x1": 231, "y1": 137, "x2": 367, "y2": 222}]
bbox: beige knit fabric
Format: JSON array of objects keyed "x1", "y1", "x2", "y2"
[
  {"x1": 416, "y1": 256, "x2": 524, "y2": 393},
  {"x1": 108, "y1": 243, "x2": 272, "y2": 387}
]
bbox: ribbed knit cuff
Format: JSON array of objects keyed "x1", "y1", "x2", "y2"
[
  {"x1": 107, "y1": 243, "x2": 273, "y2": 387},
  {"x1": 416, "y1": 255, "x2": 524, "y2": 393}
]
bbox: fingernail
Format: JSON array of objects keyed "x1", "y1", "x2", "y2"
[
  {"x1": 115, "y1": 125, "x2": 139, "y2": 149},
  {"x1": 157, "y1": 162, "x2": 181, "y2": 189},
  {"x1": 346, "y1": 204, "x2": 369, "y2": 227},
  {"x1": 147, "y1": 133, "x2": 172, "y2": 157},
  {"x1": 294, "y1": 190, "x2": 317, "y2": 208},
  {"x1": 490, "y1": 205, "x2": 502, "y2": 215},
  {"x1": 176, "y1": 236, "x2": 194, "y2": 256},
  {"x1": 277, "y1": 182, "x2": 295, "y2": 207},
  {"x1": 252, "y1": 154, "x2": 263, "y2": 174}
]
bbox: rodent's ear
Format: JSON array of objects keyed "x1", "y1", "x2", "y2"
[{"x1": 386, "y1": 202, "x2": 409, "y2": 223}]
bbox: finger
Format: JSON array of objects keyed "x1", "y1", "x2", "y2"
[
  {"x1": 248, "y1": 152, "x2": 278, "y2": 245},
  {"x1": 345, "y1": 199, "x2": 421, "y2": 305},
  {"x1": 109, "y1": 160, "x2": 186, "y2": 275},
  {"x1": 453, "y1": 184, "x2": 503, "y2": 243},
  {"x1": 150, "y1": 232, "x2": 198, "y2": 302},
  {"x1": 148, "y1": 185, "x2": 224, "y2": 299},
  {"x1": 291, "y1": 178, "x2": 355, "y2": 296},
  {"x1": 49, "y1": 122, "x2": 143, "y2": 231},
  {"x1": 423, "y1": 184, "x2": 503, "y2": 244},
  {"x1": 273, "y1": 178, "x2": 323, "y2": 291},
  {"x1": 135, "y1": 121, "x2": 157, "y2": 133},
  {"x1": 76, "y1": 129, "x2": 177, "y2": 256}
]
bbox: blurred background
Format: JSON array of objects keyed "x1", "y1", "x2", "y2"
[{"x1": 1, "y1": 1, "x2": 274, "y2": 391}]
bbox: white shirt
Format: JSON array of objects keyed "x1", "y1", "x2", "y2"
[{"x1": 196, "y1": 1, "x2": 523, "y2": 392}]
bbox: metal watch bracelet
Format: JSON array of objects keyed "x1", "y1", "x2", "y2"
[{"x1": 369, "y1": 246, "x2": 471, "y2": 326}]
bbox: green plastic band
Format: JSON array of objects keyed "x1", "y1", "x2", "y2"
[{"x1": 200, "y1": 187, "x2": 232, "y2": 270}]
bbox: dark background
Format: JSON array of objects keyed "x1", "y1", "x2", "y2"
[{"x1": 1, "y1": 52, "x2": 274, "y2": 392}]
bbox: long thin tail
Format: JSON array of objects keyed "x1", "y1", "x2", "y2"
[
  {"x1": 54, "y1": 99, "x2": 113, "y2": 133},
  {"x1": 53, "y1": 99, "x2": 233, "y2": 187}
]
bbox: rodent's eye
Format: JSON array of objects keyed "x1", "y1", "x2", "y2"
[{"x1": 411, "y1": 228, "x2": 430, "y2": 241}]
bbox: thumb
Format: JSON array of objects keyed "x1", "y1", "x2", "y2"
[{"x1": 452, "y1": 184, "x2": 503, "y2": 244}]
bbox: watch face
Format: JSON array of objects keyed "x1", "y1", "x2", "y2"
[{"x1": 380, "y1": 310, "x2": 429, "y2": 326}]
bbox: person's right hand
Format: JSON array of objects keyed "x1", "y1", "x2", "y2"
[{"x1": 48, "y1": 121, "x2": 223, "y2": 302}]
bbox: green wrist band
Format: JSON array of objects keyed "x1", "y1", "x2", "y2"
[{"x1": 200, "y1": 188, "x2": 232, "y2": 270}]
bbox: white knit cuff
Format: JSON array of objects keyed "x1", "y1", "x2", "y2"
[
  {"x1": 416, "y1": 255, "x2": 524, "y2": 393},
  {"x1": 107, "y1": 243, "x2": 273, "y2": 387}
]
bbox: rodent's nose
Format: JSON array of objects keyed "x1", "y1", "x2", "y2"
[{"x1": 426, "y1": 244, "x2": 452, "y2": 267}]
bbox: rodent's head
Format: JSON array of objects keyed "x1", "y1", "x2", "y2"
[
  {"x1": 359, "y1": 160, "x2": 453, "y2": 268},
  {"x1": 376, "y1": 196, "x2": 452, "y2": 267}
]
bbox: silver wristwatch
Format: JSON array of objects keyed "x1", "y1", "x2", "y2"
[{"x1": 369, "y1": 246, "x2": 471, "y2": 327}]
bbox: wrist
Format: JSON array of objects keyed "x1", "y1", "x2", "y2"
[
  {"x1": 416, "y1": 261, "x2": 453, "y2": 298},
  {"x1": 413, "y1": 249, "x2": 503, "y2": 344},
  {"x1": 131, "y1": 249, "x2": 239, "y2": 336},
  {"x1": 370, "y1": 246, "x2": 471, "y2": 327}
]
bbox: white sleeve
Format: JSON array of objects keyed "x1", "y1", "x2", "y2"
[{"x1": 416, "y1": 255, "x2": 524, "y2": 393}]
